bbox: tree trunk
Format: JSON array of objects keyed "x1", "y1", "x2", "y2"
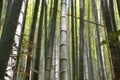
[
  {"x1": 0, "y1": 0, "x2": 23, "y2": 79},
  {"x1": 79, "y1": 0, "x2": 85, "y2": 79},
  {"x1": 116, "y1": 0, "x2": 120, "y2": 16},
  {"x1": 87, "y1": 0, "x2": 94, "y2": 80},
  {"x1": 32, "y1": 0, "x2": 45, "y2": 79},
  {"x1": 45, "y1": 0, "x2": 58, "y2": 79},
  {"x1": 71, "y1": 0, "x2": 76, "y2": 80},
  {"x1": 59, "y1": 0, "x2": 68, "y2": 80},
  {"x1": 92, "y1": 0, "x2": 106, "y2": 79},
  {"x1": 0, "y1": 0, "x2": 3, "y2": 29},
  {"x1": 25, "y1": 0, "x2": 40, "y2": 80},
  {"x1": 101, "y1": 0, "x2": 120, "y2": 79}
]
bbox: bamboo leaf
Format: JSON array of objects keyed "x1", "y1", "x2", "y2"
[
  {"x1": 108, "y1": 30, "x2": 120, "y2": 39},
  {"x1": 100, "y1": 40, "x2": 107, "y2": 45},
  {"x1": 20, "y1": 72, "x2": 29, "y2": 78}
]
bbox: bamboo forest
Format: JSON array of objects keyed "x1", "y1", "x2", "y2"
[{"x1": 0, "y1": 0, "x2": 120, "y2": 80}]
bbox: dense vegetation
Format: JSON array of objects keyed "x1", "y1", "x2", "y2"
[{"x1": 0, "y1": 0, "x2": 120, "y2": 80}]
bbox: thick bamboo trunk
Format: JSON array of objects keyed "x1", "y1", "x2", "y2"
[
  {"x1": 0, "y1": 0, "x2": 23, "y2": 79},
  {"x1": 59, "y1": 0, "x2": 68, "y2": 80}
]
